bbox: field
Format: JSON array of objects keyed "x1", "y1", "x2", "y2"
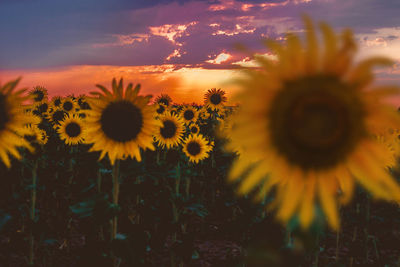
[{"x1": 1, "y1": 83, "x2": 400, "y2": 267}]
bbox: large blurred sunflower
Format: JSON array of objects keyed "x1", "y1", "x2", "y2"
[
  {"x1": 204, "y1": 88, "x2": 227, "y2": 111},
  {"x1": 57, "y1": 114, "x2": 86, "y2": 145},
  {"x1": 227, "y1": 16, "x2": 400, "y2": 230},
  {"x1": 0, "y1": 78, "x2": 36, "y2": 167},
  {"x1": 154, "y1": 113, "x2": 184, "y2": 149},
  {"x1": 182, "y1": 134, "x2": 212, "y2": 163},
  {"x1": 85, "y1": 78, "x2": 160, "y2": 164}
]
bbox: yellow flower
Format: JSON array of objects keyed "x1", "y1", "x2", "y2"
[
  {"x1": 181, "y1": 105, "x2": 199, "y2": 125},
  {"x1": 85, "y1": 78, "x2": 160, "y2": 164},
  {"x1": 0, "y1": 78, "x2": 35, "y2": 167},
  {"x1": 57, "y1": 114, "x2": 86, "y2": 145},
  {"x1": 189, "y1": 124, "x2": 200, "y2": 134},
  {"x1": 204, "y1": 88, "x2": 227, "y2": 111},
  {"x1": 30, "y1": 86, "x2": 48, "y2": 104},
  {"x1": 227, "y1": 16, "x2": 400, "y2": 231},
  {"x1": 155, "y1": 103, "x2": 167, "y2": 116},
  {"x1": 61, "y1": 97, "x2": 78, "y2": 113},
  {"x1": 155, "y1": 93, "x2": 173, "y2": 107},
  {"x1": 154, "y1": 113, "x2": 184, "y2": 149},
  {"x1": 182, "y1": 134, "x2": 212, "y2": 163}
]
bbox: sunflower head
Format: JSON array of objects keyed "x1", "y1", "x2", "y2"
[
  {"x1": 204, "y1": 88, "x2": 227, "y2": 111},
  {"x1": 182, "y1": 134, "x2": 212, "y2": 163},
  {"x1": 155, "y1": 94, "x2": 173, "y2": 106},
  {"x1": 0, "y1": 78, "x2": 35, "y2": 167},
  {"x1": 155, "y1": 103, "x2": 167, "y2": 116},
  {"x1": 62, "y1": 97, "x2": 77, "y2": 113},
  {"x1": 189, "y1": 124, "x2": 200, "y2": 134},
  {"x1": 52, "y1": 96, "x2": 63, "y2": 108},
  {"x1": 57, "y1": 114, "x2": 86, "y2": 145},
  {"x1": 154, "y1": 113, "x2": 184, "y2": 149},
  {"x1": 181, "y1": 105, "x2": 199, "y2": 124},
  {"x1": 30, "y1": 86, "x2": 48, "y2": 103},
  {"x1": 49, "y1": 108, "x2": 67, "y2": 126},
  {"x1": 85, "y1": 78, "x2": 160, "y2": 164},
  {"x1": 226, "y1": 16, "x2": 400, "y2": 231}
]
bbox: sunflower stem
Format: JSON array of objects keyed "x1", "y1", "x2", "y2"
[
  {"x1": 97, "y1": 169, "x2": 105, "y2": 241},
  {"x1": 111, "y1": 160, "x2": 120, "y2": 241},
  {"x1": 135, "y1": 176, "x2": 141, "y2": 224},
  {"x1": 28, "y1": 159, "x2": 38, "y2": 265}
]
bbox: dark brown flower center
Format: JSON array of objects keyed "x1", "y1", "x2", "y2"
[
  {"x1": 210, "y1": 94, "x2": 222, "y2": 105},
  {"x1": 34, "y1": 90, "x2": 44, "y2": 102},
  {"x1": 100, "y1": 101, "x2": 143, "y2": 142},
  {"x1": 159, "y1": 98, "x2": 169, "y2": 106},
  {"x1": 156, "y1": 105, "x2": 165, "y2": 114},
  {"x1": 52, "y1": 110, "x2": 66, "y2": 125},
  {"x1": 183, "y1": 110, "x2": 194, "y2": 121},
  {"x1": 191, "y1": 126, "x2": 198, "y2": 133},
  {"x1": 0, "y1": 94, "x2": 10, "y2": 131},
  {"x1": 160, "y1": 120, "x2": 177, "y2": 139},
  {"x1": 65, "y1": 122, "x2": 81, "y2": 137},
  {"x1": 187, "y1": 141, "x2": 201, "y2": 156},
  {"x1": 54, "y1": 98, "x2": 62, "y2": 107},
  {"x1": 63, "y1": 101, "x2": 73, "y2": 111},
  {"x1": 269, "y1": 75, "x2": 366, "y2": 170}
]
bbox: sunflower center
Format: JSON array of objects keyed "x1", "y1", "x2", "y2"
[
  {"x1": 187, "y1": 141, "x2": 201, "y2": 156},
  {"x1": 63, "y1": 101, "x2": 73, "y2": 111},
  {"x1": 156, "y1": 105, "x2": 165, "y2": 114},
  {"x1": 65, "y1": 122, "x2": 81, "y2": 137},
  {"x1": 191, "y1": 126, "x2": 198, "y2": 133},
  {"x1": 210, "y1": 94, "x2": 222, "y2": 105},
  {"x1": 100, "y1": 101, "x2": 143, "y2": 142},
  {"x1": 269, "y1": 75, "x2": 366, "y2": 170},
  {"x1": 0, "y1": 94, "x2": 9, "y2": 131},
  {"x1": 38, "y1": 103, "x2": 48, "y2": 113},
  {"x1": 52, "y1": 110, "x2": 66, "y2": 124},
  {"x1": 160, "y1": 120, "x2": 177, "y2": 139},
  {"x1": 34, "y1": 91, "x2": 44, "y2": 102},
  {"x1": 159, "y1": 99, "x2": 169, "y2": 106},
  {"x1": 54, "y1": 99, "x2": 62, "y2": 107},
  {"x1": 183, "y1": 110, "x2": 194, "y2": 120}
]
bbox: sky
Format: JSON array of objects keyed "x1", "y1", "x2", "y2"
[{"x1": 1, "y1": 0, "x2": 400, "y2": 104}]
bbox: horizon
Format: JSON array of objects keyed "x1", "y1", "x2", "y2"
[{"x1": 1, "y1": 0, "x2": 400, "y2": 105}]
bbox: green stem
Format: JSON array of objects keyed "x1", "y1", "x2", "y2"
[
  {"x1": 111, "y1": 160, "x2": 120, "y2": 241},
  {"x1": 28, "y1": 160, "x2": 38, "y2": 265}
]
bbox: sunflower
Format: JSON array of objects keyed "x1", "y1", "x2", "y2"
[
  {"x1": 204, "y1": 88, "x2": 227, "y2": 111},
  {"x1": 48, "y1": 108, "x2": 67, "y2": 126},
  {"x1": 189, "y1": 124, "x2": 200, "y2": 134},
  {"x1": 57, "y1": 114, "x2": 86, "y2": 145},
  {"x1": 155, "y1": 93, "x2": 173, "y2": 106},
  {"x1": 154, "y1": 113, "x2": 185, "y2": 149},
  {"x1": 182, "y1": 134, "x2": 212, "y2": 163},
  {"x1": 77, "y1": 94, "x2": 91, "y2": 110},
  {"x1": 61, "y1": 97, "x2": 77, "y2": 113},
  {"x1": 30, "y1": 86, "x2": 48, "y2": 104},
  {"x1": 23, "y1": 124, "x2": 48, "y2": 146},
  {"x1": 33, "y1": 101, "x2": 50, "y2": 118},
  {"x1": 51, "y1": 96, "x2": 63, "y2": 108},
  {"x1": 85, "y1": 78, "x2": 160, "y2": 164},
  {"x1": 0, "y1": 78, "x2": 36, "y2": 167},
  {"x1": 226, "y1": 16, "x2": 400, "y2": 231},
  {"x1": 155, "y1": 103, "x2": 167, "y2": 116},
  {"x1": 181, "y1": 105, "x2": 199, "y2": 124}
]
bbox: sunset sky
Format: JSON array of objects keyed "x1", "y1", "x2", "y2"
[{"x1": 1, "y1": 0, "x2": 400, "y2": 104}]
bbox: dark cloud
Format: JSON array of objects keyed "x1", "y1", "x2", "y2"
[{"x1": 1, "y1": 0, "x2": 399, "y2": 69}]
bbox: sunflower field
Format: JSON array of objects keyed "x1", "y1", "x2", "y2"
[{"x1": 2, "y1": 17, "x2": 400, "y2": 267}]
